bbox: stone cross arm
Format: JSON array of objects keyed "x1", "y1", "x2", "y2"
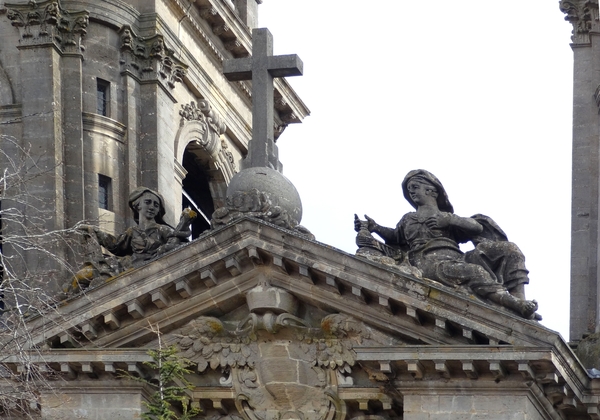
[
  {"x1": 223, "y1": 28, "x2": 303, "y2": 170},
  {"x1": 223, "y1": 54, "x2": 303, "y2": 81}
]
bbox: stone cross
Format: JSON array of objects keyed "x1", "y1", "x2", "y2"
[{"x1": 223, "y1": 28, "x2": 303, "y2": 171}]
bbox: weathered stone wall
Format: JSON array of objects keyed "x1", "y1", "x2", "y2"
[
  {"x1": 404, "y1": 394, "x2": 546, "y2": 420},
  {"x1": 40, "y1": 383, "x2": 146, "y2": 419}
]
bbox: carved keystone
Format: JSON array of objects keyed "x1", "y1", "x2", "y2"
[{"x1": 246, "y1": 282, "x2": 298, "y2": 315}]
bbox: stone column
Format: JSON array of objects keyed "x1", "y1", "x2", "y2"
[
  {"x1": 2, "y1": 0, "x2": 89, "y2": 294},
  {"x1": 234, "y1": 0, "x2": 262, "y2": 29},
  {"x1": 560, "y1": 0, "x2": 600, "y2": 341},
  {"x1": 118, "y1": 27, "x2": 187, "y2": 226},
  {"x1": 62, "y1": 52, "x2": 85, "y2": 228},
  {"x1": 122, "y1": 74, "x2": 141, "y2": 223}
]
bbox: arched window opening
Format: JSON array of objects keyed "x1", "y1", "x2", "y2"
[{"x1": 182, "y1": 149, "x2": 215, "y2": 239}]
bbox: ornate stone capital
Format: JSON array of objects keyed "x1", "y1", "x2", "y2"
[
  {"x1": 1, "y1": 0, "x2": 89, "y2": 54},
  {"x1": 118, "y1": 25, "x2": 188, "y2": 89},
  {"x1": 560, "y1": 0, "x2": 600, "y2": 44}
]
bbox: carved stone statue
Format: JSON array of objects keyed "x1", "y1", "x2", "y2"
[
  {"x1": 355, "y1": 169, "x2": 539, "y2": 319},
  {"x1": 66, "y1": 187, "x2": 196, "y2": 295}
]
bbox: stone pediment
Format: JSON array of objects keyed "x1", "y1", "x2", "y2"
[
  {"x1": 25, "y1": 217, "x2": 559, "y2": 351},
  {"x1": 10, "y1": 218, "x2": 600, "y2": 418}
]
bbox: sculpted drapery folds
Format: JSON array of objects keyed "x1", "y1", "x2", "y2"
[
  {"x1": 355, "y1": 169, "x2": 539, "y2": 319},
  {"x1": 66, "y1": 187, "x2": 196, "y2": 294}
]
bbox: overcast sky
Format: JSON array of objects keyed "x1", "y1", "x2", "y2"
[{"x1": 258, "y1": 1, "x2": 574, "y2": 339}]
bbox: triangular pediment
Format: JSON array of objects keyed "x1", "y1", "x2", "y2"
[
  {"x1": 10, "y1": 218, "x2": 599, "y2": 419},
  {"x1": 23, "y1": 217, "x2": 562, "y2": 351}
]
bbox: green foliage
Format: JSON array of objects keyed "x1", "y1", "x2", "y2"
[
  {"x1": 142, "y1": 344, "x2": 200, "y2": 420},
  {"x1": 122, "y1": 343, "x2": 200, "y2": 420}
]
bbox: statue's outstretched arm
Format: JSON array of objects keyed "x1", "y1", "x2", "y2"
[{"x1": 359, "y1": 214, "x2": 398, "y2": 245}]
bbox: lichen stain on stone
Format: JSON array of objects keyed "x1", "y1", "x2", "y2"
[
  {"x1": 204, "y1": 319, "x2": 224, "y2": 333},
  {"x1": 321, "y1": 317, "x2": 332, "y2": 334},
  {"x1": 428, "y1": 288, "x2": 441, "y2": 300}
]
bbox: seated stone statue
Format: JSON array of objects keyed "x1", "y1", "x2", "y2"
[
  {"x1": 354, "y1": 169, "x2": 538, "y2": 319},
  {"x1": 66, "y1": 187, "x2": 196, "y2": 294}
]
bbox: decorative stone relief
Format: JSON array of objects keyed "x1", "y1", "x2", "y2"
[
  {"x1": 177, "y1": 100, "x2": 236, "y2": 181},
  {"x1": 172, "y1": 279, "x2": 402, "y2": 419},
  {"x1": 118, "y1": 25, "x2": 187, "y2": 88},
  {"x1": 560, "y1": 0, "x2": 599, "y2": 44},
  {"x1": 1, "y1": 0, "x2": 89, "y2": 54},
  {"x1": 211, "y1": 187, "x2": 314, "y2": 239}
]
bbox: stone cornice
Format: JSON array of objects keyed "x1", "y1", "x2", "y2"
[
  {"x1": 21, "y1": 218, "x2": 565, "y2": 352},
  {"x1": 0, "y1": 104, "x2": 22, "y2": 121},
  {"x1": 2, "y1": 345, "x2": 598, "y2": 419},
  {"x1": 9, "y1": 218, "x2": 598, "y2": 417},
  {"x1": 82, "y1": 112, "x2": 126, "y2": 143}
]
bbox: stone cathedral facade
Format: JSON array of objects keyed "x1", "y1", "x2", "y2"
[{"x1": 0, "y1": 0, "x2": 599, "y2": 419}]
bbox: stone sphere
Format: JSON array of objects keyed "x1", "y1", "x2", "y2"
[{"x1": 226, "y1": 166, "x2": 303, "y2": 224}]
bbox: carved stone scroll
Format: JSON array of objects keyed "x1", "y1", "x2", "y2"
[{"x1": 175, "y1": 100, "x2": 236, "y2": 183}]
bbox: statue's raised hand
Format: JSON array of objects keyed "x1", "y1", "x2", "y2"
[{"x1": 354, "y1": 214, "x2": 378, "y2": 233}]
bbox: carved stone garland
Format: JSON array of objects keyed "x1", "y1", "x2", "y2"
[
  {"x1": 118, "y1": 25, "x2": 187, "y2": 89},
  {"x1": 173, "y1": 279, "x2": 401, "y2": 419},
  {"x1": 1, "y1": 0, "x2": 89, "y2": 54}
]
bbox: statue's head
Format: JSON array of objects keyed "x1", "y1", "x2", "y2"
[
  {"x1": 402, "y1": 169, "x2": 454, "y2": 213},
  {"x1": 128, "y1": 187, "x2": 167, "y2": 224}
]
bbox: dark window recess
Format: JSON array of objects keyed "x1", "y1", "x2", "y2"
[
  {"x1": 182, "y1": 150, "x2": 214, "y2": 239},
  {"x1": 98, "y1": 175, "x2": 111, "y2": 210},
  {"x1": 96, "y1": 79, "x2": 109, "y2": 116}
]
